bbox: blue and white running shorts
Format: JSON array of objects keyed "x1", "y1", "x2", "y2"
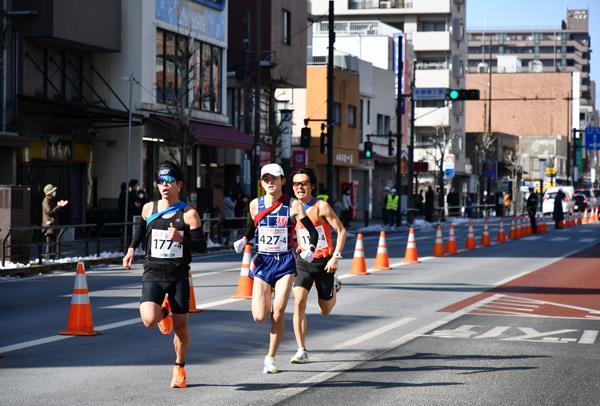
[{"x1": 249, "y1": 251, "x2": 296, "y2": 286}]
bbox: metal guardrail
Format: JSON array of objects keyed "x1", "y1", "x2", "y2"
[{"x1": 1, "y1": 216, "x2": 250, "y2": 268}]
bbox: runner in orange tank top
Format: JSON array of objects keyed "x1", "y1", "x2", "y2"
[{"x1": 290, "y1": 167, "x2": 347, "y2": 364}]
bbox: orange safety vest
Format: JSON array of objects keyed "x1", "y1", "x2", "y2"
[{"x1": 295, "y1": 199, "x2": 334, "y2": 259}]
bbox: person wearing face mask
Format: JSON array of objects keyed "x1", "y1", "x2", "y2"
[{"x1": 41, "y1": 184, "x2": 68, "y2": 259}]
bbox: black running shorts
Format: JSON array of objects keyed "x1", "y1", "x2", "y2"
[
  {"x1": 140, "y1": 280, "x2": 190, "y2": 314},
  {"x1": 293, "y1": 257, "x2": 335, "y2": 300}
]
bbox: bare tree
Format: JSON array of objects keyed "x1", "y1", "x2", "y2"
[
  {"x1": 503, "y1": 147, "x2": 522, "y2": 214},
  {"x1": 425, "y1": 124, "x2": 456, "y2": 217},
  {"x1": 474, "y1": 131, "x2": 497, "y2": 203}
]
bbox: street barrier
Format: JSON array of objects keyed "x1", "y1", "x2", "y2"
[
  {"x1": 403, "y1": 228, "x2": 419, "y2": 264},
  {"x1": 445, "y1": 224, "x2": 457, "y2": 255},
  {"x1": 432, "y1": 225, "x2": 445, "y2": 257},
  {"x1": 481, "y1": 219, "x2": 491, "y2": 247},
  {"x1": 373, "y1": 231, "x2": 390, "y2": 270},
  {"x1": 233, "y1": 244, "x2": 253, "y2": 299},
  {"x1": 188, "y1": 271, "x2": 202, "y2": 313},
  {"x1": 59, "y1": 262, "x2": 100, "y2": 336},
  {"x1": 465, "y1": 222, "x2": 476, "y2": 250},
  {"x1": 351, "y1": 233, "x2": 368, "y2": 275}
]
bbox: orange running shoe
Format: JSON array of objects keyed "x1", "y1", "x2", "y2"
[
  {"x1": 157, "y1": 296, "x2": 173, "y2": 335},
  {"x1": 171, "y1": 365, "x2": 187, "y2": 388}
]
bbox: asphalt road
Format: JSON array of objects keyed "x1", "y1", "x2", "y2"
[{"x1": 1, "y1": 219, "x2": 599, "y2": 406}]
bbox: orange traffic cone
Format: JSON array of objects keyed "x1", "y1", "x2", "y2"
[
  {"x1": 188, "y1": 271, "x2": 202, "y2": 313},
  {"x1": 576, "y1": 212, "x2": 582, "y2": 225},
  {"x1": 497, "y1": 218, "x2": 507, "y2": 243},
  {"x1": 465, "y1": 222, "x2": 476, "y2": 250},
  {"x1": 351, "y1": 233, "x2": 368, "y2": 275},
  {"x1": 445, "y1": 224, "x2": 457, "y2": 255},
  {"x1": 508, "y1": 218, "x2": 516, "y2": 240},
  {"x1": 59, "y1": 262, "x2": 100, "y2": 336},
  {"x1": 373, "y1": 231, "x2": 390, "y2": 270},
  {"x1": 432, "y1": 225, "x2": 445, "y2": 257},
  {"x1": 233, "y1": 244, "x2": 253, "y2": 299},
  {"x1": 403, "y1": 227, "x2": 419, "y2": 264},
  {"x1": 537, "y1": 216, "x2": 546, "y2": 234},
  {"x1": 480, "y1": 219, "x2": 491, "y2": 247},
  {"x1": 583, "y1": 209, "x2": 589, "y2": 224}
]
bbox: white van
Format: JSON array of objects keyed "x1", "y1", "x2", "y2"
[{"x1": 542, "y1": 186, "x2": 574, "y2": 215}]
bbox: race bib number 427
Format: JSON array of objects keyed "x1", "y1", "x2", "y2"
[
  {"x1": 151, "y1": 229, "x2": 183, "y2": 258},
  {"x1": 258, "y1": 227, "x2": 288, "y2": 253}
]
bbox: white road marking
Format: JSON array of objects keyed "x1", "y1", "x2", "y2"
[
  {"x1": 520, "y1": 236, "x2": 542, "y2": 241},
  {"x1": 549, "y1": 237, "x2": 569, "y2": 242},
  {"x1": 578, "y1": 238, "x2": 597, "y2": 243},
  {"x1": 579, "y1": 330, "x2": 599, "y2": 344},
  {"x1": 474, "y1": 326, "x2": 511, "y2": 339},
  {"x1": 334, "y1": 317, "x2": 416, "y2": 349},
  {"x1": 0, "y1": 297, "x2": 244, "y2": 354}
]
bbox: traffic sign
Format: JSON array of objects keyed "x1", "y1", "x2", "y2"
[
  {"x1": 585, "y1": 127, "x2": 600, "y2": 150},
  {"x1": 443, "y1": 154, "x2": 455, "y2": 171},
  {"x1": 413, "y1": 87, "x2": 447, "y2": 101},
  {"x1": 444, "y1": 168, "x2": 455, "y2": 179}
]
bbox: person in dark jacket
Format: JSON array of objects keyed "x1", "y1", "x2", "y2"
[
  {"x1": 526, "y1": 187, "x2": 539, "y2": 233},
  {"x1": 424, "y1": 186, "x2": 435, "y2": 222},
  {"x1": 553, "y1": 188, "x2": 566, "y2": 229}
]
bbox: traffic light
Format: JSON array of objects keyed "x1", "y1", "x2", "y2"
[
  {"x1": 320, "y1": 131, "x2": 327, "y2": 153},
  {"x1": 300, "y1": 127, "x2": 311, "y2": 148},
  {"x1": 446, "y1": 89, "x2": 480, "y2": 101},
  {"x1": 388, "y1": 137, "x2": 394, "y2": 156},
  {"x1": 364, "y1": 141, "x2": 373, "y2": 159}
]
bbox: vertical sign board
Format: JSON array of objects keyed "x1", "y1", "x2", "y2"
[
  {"x1": 443, "y1": 153, "x2": 455, "y2": 179},
  {"x1": 585, "y1": 127, "x2": 600, "y2": 150},
  {"x1": 279, "y1": 109, "x2": 293, "y2": 160},
  {"x1": 393, "y1": 32, "x2": 405, "y2": 104}
]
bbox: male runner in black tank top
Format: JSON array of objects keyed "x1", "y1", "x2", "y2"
[{"x1": 123, "y1": 161, "x2": 205, "y2": 389}]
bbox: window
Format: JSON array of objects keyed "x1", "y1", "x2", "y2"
[
  {"x1": 377, "y1": 114, "x2": 391, "y2": 134},
  {"x1": 347, "y1": 105, "x2": 357, "y2": 127},
  {"x1": 334, "y1": 103, "x2": 341, "y2": 125},
  {"x1": 421, "y1": 21, "x2": 446, "y2": 32},
  {"x1": 156, "y1": 28, "x2": 222, "y2": 113},
  {"x1": 282, "y1": 9, "x2": 291, "y2": 45}
]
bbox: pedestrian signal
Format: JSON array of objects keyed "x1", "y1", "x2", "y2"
[{"x1": 447, "y1": 89, "x2": 480, "y2": 101}]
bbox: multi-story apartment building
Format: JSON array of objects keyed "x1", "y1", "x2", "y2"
[
  {"x1": 311, "y1": 0, "x2": 468, "y2": 202},
  {"x1": 2, "y1": 0, "x2": 241, "y2": 225},
  {"x1": 467, "y1": 9, "x2": 594, "y2": 129}
]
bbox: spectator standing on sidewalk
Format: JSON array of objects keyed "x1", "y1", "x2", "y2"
[
  {"x1": 526, "y1": 187, "x2": 539, "y2": 233},
  {"x1": 424, "y1": 186, "x2": 435, "y2": 222},
  {"x1": 341, "y1": 187, "x2": 354, "y2": 228},
  {"x1": 41, "y1": 184, "x2": 68, "y2": 259},
  {"x1": 503, "y1": 192, "x2": 512, "y2": 216}
]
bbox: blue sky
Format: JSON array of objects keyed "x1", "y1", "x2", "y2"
[{"x1": 468, "y1": 0, "x2": 598, "y2": 104}]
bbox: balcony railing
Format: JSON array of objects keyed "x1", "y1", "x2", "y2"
[{"x1": 348, "y1": 0, "x2": 412, "y2": 10}]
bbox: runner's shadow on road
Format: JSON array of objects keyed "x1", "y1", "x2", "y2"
[{"x1": 233, "y1": 380, "x2": 463, "y2": 392}]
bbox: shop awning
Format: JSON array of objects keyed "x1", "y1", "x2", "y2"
[{"x1": 189, "y1": 121, "x2": 254, "y2": 150}]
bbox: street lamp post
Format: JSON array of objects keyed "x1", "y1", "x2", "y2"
[{"x1": 123, "y1": 72, "x2": 134, "y2": 251}]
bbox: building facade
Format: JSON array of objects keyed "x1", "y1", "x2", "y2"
[{"x1": 311, "y1": 0, "x2": 468, "y2": 206}]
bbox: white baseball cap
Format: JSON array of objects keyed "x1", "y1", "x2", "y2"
[{"x1": 260, "y1": 163, "x2": 284, "y2": 178}]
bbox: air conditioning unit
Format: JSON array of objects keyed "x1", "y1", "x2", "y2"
[
  {"x1": 379, "y1": 1, "x2": 392, "y2": 8},
  {"x1": 477, "y1": 62, "x2": 489, "y2": 73},
  {"x1": 528, "y1": 60, "x2": 543, "y2": 72}
]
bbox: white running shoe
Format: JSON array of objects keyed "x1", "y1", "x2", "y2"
[
  {"x1": 334, "y1": 275, "x2": 342, "y2": 292},
  {"x1": 290, "y1": 348, "x2": 309, "y2": 364},
  {"x1": 263, "y1": 356, "x2": 278, "y2": 374}
]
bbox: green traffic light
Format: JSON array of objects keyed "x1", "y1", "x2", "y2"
[
  {"x1": 365, "y1": 151, "x2": 372, "y2": 158},
  {"x1": 449, "y1": 89, "x2": 459, "y2": 100}
]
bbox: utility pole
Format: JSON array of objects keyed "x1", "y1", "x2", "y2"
[
  {"x1": 252, "y1": 0, "x2": 261, "y2": 196},
  {"x1": 326, "y1": 0, "x2": 334, "y2": 199},
  {"x1": 407, "y1": 60, "x2": 416, "y2": 224},
  {"x1": 395, "y1": 35, "x2": 403, "y2": 226},
  {"x1": 123, "y1": 72, "x2": 134, "y2": 251}
]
